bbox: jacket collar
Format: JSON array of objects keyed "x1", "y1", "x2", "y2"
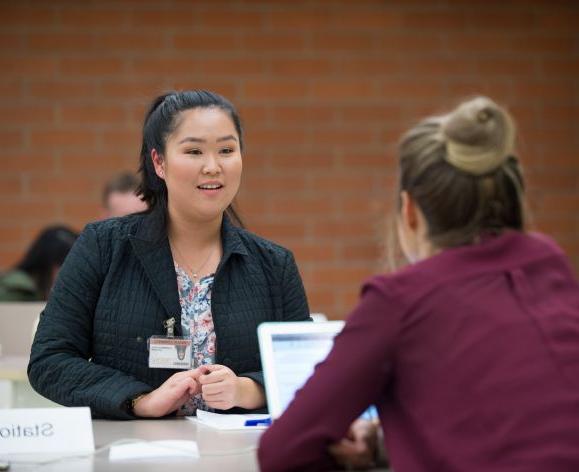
[
  {"x1": 129, "y1": 206, "x2": 248, "y2": 321},
  {"x1": 130, "y1": 206, "x2": 248, "y2": 256},
  {"x1": 131, "y1": 205, "x2": 167, "y2": 244},
  {"x1": 129, "y1": 206, "x2": 179, "y2": 321},
  {"x1": 220, "y1": 212, "x2": 249, "y2": 262}
]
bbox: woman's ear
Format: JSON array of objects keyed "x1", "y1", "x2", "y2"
[
  {"x1": 398, "y1": 191, "x2": 425, "y2": 264},
  {"x1": 151, "y1": 149, "x2": 165, "y2": 179},
  {"x1": 400, "y1": 191, "x2": 418, "y2": 232}
]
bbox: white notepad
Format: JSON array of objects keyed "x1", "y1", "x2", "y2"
[{"x1": 191, "y1": 410, "x2": 270, "y2": 430}]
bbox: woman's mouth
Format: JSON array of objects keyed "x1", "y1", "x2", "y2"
[
  {"x1": 197, "y1": 183, "x2": 224, "y2": 195},
  {"x1": 197, "y1": 184, "x2": 223, "y2": 190}
]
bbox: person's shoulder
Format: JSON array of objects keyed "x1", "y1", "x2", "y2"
[
  {"x1": 233, "y1": 225, "x2": 293, "y2": 261},
  {"x1": 361, "y1": 270, "x2": 424, "y2": 303},
  {"x1": 83, "y1": 212, "x2": 147, "y2": 242},
  {"x1": 367, "y1": 231, "x2": 570, "y2": 300},
  {"x1": 475, "y1": 231, "x2": 569, "y2": 268},
  {"x1": 524, "y1": 231, "x2": 565, "y2": 257},
  {"x1": 361, "y1": 255, "x2": 453, "y2": 308},
  {"x1": 516, "y1": 232, "x2": 577, "y2": 277}
]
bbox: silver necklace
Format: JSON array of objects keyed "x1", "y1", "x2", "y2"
[{"x1": 171, "y1": 242, "x2": 215, "y2": 283}]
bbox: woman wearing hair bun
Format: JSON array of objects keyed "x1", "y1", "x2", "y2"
[{"x1": 259, "y1": 97, "x2": 579, "y2": 471}]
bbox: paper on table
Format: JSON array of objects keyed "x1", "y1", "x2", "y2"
[
  {"x1": 109, "y1": 440, "x2": 199, "y2": 461},
  {"x1": 191, "y1": 409, "x2": 270, "y2": 430}
]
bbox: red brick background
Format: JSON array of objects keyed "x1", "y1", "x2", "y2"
[{"x1": 1, "y1": 0, "x2": 578, "y2": 318}]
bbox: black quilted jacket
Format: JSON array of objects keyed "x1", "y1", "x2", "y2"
[{"x1": 28, "y1": 208, "x2": 310, "y2": 419}]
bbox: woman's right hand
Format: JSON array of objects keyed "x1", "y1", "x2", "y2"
[{"x1": 132, "y1": 370, "x2": 200, "y2": 417}]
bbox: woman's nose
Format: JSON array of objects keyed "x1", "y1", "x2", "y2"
[{"x1": 202, "y1": 154, "x2": 221, "y2": 174}]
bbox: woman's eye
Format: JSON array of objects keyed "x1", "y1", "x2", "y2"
[
  {"x1": 220, "y1": 148, "x2": 234, "y2": 155},
  {"x1": 187, "y1": 149, "x2": 203, "y2": 155}
]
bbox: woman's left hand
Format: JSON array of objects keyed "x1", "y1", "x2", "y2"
[
  {"x1": 328, "y1": 419, "x2": 378, "y2": 470},
  {"x1": 195, "y1": 364, "x2": 239, "y2": 410},
  {"x1": 194, "y1": 364, "x2": 265, "y2": 410}
]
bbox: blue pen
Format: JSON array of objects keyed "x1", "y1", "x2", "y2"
[{"x1": 244, "y1": 418, "x2": 272, "y2": 427}]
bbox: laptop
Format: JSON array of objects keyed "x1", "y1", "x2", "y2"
[{"x1": 258, "y1": 320, "x2": 345, "y2": 419}]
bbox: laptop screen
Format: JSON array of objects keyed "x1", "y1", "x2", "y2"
[{"x1": 258, "y1": 321, "x2": 344, "y2": 419}]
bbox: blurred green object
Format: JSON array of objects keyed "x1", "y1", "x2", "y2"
[{"x1": 0, "y1": 270, "x2": 41, "y2": 302}]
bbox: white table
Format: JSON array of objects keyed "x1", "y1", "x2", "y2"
[{"x1": 5, "y1": 417, "x2": 263, "y2": 471}]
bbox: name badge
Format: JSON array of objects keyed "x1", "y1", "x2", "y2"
[
  {"x1": 149, "y1": 336, "x2": 192, "y2": 369},
  {"x1": 0, "y1": 407, "x2": 94, "y2": 456}
]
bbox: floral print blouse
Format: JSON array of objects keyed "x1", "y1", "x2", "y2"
[{"x1": 174, "y1": 263, "x2": 216, "y2": 416}]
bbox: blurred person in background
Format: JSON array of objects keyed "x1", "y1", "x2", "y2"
[
  {"x1": 0, "y1": 226, "x2": 78, "y2": 302},
  {"x1": 259, "y1": 97, "x2": 579, "y2": 471},
  {"x1": 101, "y1": 171, "x2": 148, "y2": 218}
]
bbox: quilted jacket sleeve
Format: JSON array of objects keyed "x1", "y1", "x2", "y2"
[
  {"x1": 240, "y1": 250, "x2": 311, "y2": 388},
  {"x1": 280, "y1": 250, "x2": 311, "y2": 322},
  {"x1": 28, "y1": 224, "x2": 152, "y2": 419}
]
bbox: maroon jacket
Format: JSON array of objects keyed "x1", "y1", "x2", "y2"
[{"x1": 259, "y1": 232, "x2": 579, "y2": 471}]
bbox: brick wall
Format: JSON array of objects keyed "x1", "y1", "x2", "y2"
[{"x1": 1, "y1": 0, "x2": 578, "y2": 318}]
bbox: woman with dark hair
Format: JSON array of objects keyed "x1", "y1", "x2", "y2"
[
  {"x1": 0, "y1": 226, "x2": 78, "y2": 301},
  {"x1": 259, "y1": 97, "x2": 579, "y2": 471},
  {"x1": 28, "y1": 90, "x2": 310, "y2": 419}
]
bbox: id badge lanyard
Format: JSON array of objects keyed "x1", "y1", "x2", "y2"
[{"x1": 148, "y1": 317, "x2": 193, "y2": 369}]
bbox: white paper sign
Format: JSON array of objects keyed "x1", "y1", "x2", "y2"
[
  {"x1": 0, "y1": 407, "x2": 94, "y2": 455},
  {"x1": 109, "y1": 440, "x2": 199, "y2": 461}
]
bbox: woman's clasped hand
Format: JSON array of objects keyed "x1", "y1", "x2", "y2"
[{"x1": 132, "y1": 364, "x2": 261, "y2": 417}]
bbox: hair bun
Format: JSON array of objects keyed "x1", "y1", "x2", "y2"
[{"x1": 442, "y1": 96, "x2": 515, "y2": 175}]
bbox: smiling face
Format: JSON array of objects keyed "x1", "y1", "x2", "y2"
[{"x1": 152, "y1": 107, "x2": 242, "y2": 224}]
